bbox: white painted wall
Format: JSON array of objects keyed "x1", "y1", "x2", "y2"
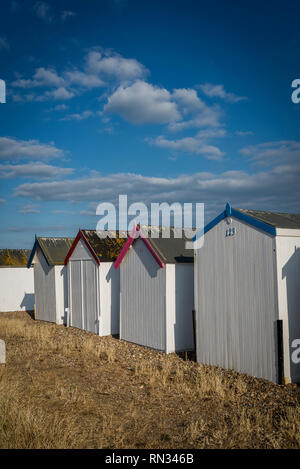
[
  {"x1": 275, "y1": 234, "x2": 300, "y2": 383},
  {"x1": 54, "y1": 265, "x2": 68, "y2": 325},
  {"x1": 99, "y1": 262, "x2": 120, "y2": 336},
  {"x1": 0, "y1": 267, "x2": 34, "y2": 312}
]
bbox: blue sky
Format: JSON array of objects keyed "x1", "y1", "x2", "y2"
[{"x1": 0, "y1": 0, "x2": 299, "y2": 247}]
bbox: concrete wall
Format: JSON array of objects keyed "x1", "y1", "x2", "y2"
[
  {"x1": 195, "y1": 216, "x2": 278, "y2": 383},
  {"x1": 275, "y1": 234, "x2": 300, "y2": 383},
  {"x1": 0, "y1": 267, "x2": 34, "y2": 312}
]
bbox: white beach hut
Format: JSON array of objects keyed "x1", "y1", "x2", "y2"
[
  {"x1": 0, "y1": 249, "x2": 34, "y2": 312},
  {"x1": 27, "y1": 236, "x2": 73, "y2": 324},
  {"x1": 64, "y1": 229, "x2": 127, "y2": 336},
  {"x1": 114, "y1": 226, "x2": 195, "y2": 353},
  {"x1": 193, "y1": 202, "x2": 300, "y2": 384}
]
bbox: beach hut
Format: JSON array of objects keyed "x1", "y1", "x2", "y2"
[
  {"x1": 64, "y1": 229, "x2": 127, "y2": 335},
  {"x1": 114, "y1": 226, "x2": 195, "y2": 353},
  {"x1": 193, "y1": 202, "x2": 300, "y2": 384},
  {"x1": 0, "y1": 249, "x2": 34, "y2": 312},
  {"x1": 27, "y1": 237, "x2": 73, "y2": 324}
]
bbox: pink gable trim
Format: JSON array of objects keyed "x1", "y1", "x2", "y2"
[{"x1": 114, "y1": 224, "x2": 165, "y2": 269}]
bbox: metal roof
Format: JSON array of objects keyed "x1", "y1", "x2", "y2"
[
  {"x1": 28, "y1": 237, "x2": 74, "y2": 267},
  {"x1": 235, "y1": 208, "x2": 300, "y2": 229},
  {"x1": 0, "y1": 249, "x2": 31, "y2": 267},
  {"x1": 115, "y1": 226, "x2": 194, "y2": 267},
  {"x1": 193, "y1": 203, "x2": 300, "y2": 242},
  {"x1": 143, "y1": 228, "x2": 194, "y2": 264}
]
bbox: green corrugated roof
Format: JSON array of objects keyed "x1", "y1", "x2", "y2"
[
  {"x1": 0, "y1": 249, "x2": 31, "y2": 266},
  {"x1": 37, "y1": 237, "x2": 74, "y2": 265},
  {"x1": 235, "y1": 209, "x2": 300, "y2": 229}
]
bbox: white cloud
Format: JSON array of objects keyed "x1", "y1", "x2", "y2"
[
  {"x1": 61, "y1": 110, "x2": 94, "y2": 121},
  {"x1": 168, "y1": 88, "x2": 222, "y2": 131},
  {"x1": 19, "y1": 204, "x2": 40, "y2": 214},
  {"x1": 0, "y1": 198, "x2": 6, "y2": 204},
  {"x1": 199, "y1": 83, "x2": 247, "y2": 103},
  {"x1": 104, "y1": 81, "x2": 181, "y2": 124},
  {"x1": 0, "y1": 162, "x2": 73, "y2": 179},
  {"x1": 44, "y1": 87, "x2": 75, "y2": 100},
  {"x1": 0, "y1": 36, "x2": 9, "y2": 50},
  {"x1": 61, "y1": 11, "x2": 77, "y2": 21},
  {"x1": 65, "y1": 70, "x2": 104, "y2": 88},
  {"x1": 149, "y1": 134, "x2": 225, "y2": 160},
  {"x1": 0, "y1": 137, "x2": 64, "y2": 160},
  {"x1": 33, "y1": 2, "x2": 53, "y2": 23},
  {"x1": 12, "y1": 67, "x2": 65, "y2": 88},
  {"x1": 86, "y1": 50, "x2": 148, "y2": 83},
  {"x1": 240, "y1": 140, "x2": 300, "y2": 166},
  {"x1": 13, "y1": 163, "x2": 300, "y2": 216}
]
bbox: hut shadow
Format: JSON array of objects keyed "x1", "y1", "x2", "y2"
[
  {"x1": 106, "y1": 263, "x2": 121, "y2": 337},
  {"x1": 60, "y1": 266, "x2": 68, "y2": 325},
  {"x1": 20, "y1": 293, "x2": 35, "y2": 312},
  {"x1": 282, "y1": 246, "x2": 300, "y2": 383},
  {"x1": 134, "y1": 240, "x2": 161, "y2": 278},
  {"x1": 173, "y1": 264, "x2": 194, "y2": 355}
]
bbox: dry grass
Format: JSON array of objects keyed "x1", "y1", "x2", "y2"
[{"x1": 0, "y1": 311, "x2": 299, "y2": 449}]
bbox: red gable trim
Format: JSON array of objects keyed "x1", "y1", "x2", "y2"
[
  {"x1": 64, "y1": 229, "x2": 100, "y2": 265},
  {"x1": 114, "y1": 224, "x2": 165, "y2": 269}
]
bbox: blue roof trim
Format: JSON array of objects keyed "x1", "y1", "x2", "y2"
[
  {"x1": 192, "y1": 202, "x2": 277, "y2": 242},
  {"x1": 27, "y1": 236, "x2": 51, "y2": 268},
  {"x1": 231, "y1": 208, "x2": 277, "y2": 236},
  {"x1": 27, "y1": 237, "x2": 37, "y2": 268},
  {"x1": 192, "y1": 210, "x2": 226, "y2": 241}
]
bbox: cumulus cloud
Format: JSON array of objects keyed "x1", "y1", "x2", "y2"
[
  {"x1": 44, "y1": 87, "x2": 75, "y2": 100},
  {"x1": 12, "y1": 67, "x2": 65, "y2": 89},
  {"x1": 11, "y1": 49, "x2": 147, "y2": 102},
  {"x1": 85, "y1": 50, "x2": 148, "y2": 83},
  {"x1": 0, "y1": 162, "x2": 73, "y2": 179},
  {"x1": 0, "y1": 137, "x2": 64, "y2": 160},
  {"x1": 19, "y1": 204, "x2": 40, "y2": 214},
  {"x1": 64, "y1": 70, "x2": 104, "y2": 88},
  {"x1": 199, "y1": 83, "x2": 247, "y2": 103},
  {"x1": 104, "y1": 81, "x2": 181, "y2": 124},
  {"x1": 148, "y1": 128, "x2": 226, "y2": 160}
]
